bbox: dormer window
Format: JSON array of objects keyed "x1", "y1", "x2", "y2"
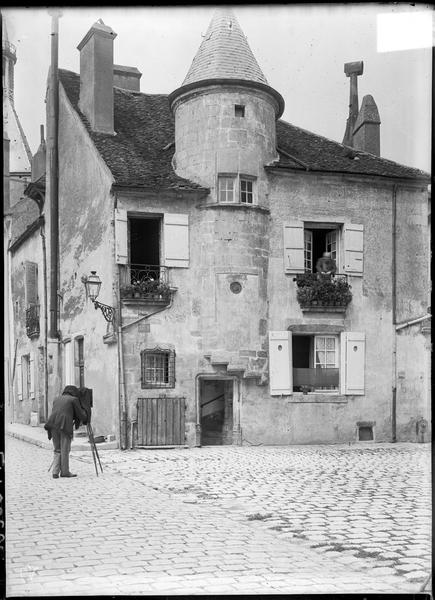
[
  {"x1": 218, "y1": 174, "x2": 256, "y2": 205},
  {"x1": 234, "y1": 104, "x2": 245, "y2": 117}
]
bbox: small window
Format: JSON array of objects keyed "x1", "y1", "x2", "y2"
[
  {"x1": 141, "y1": 349, "x2": 175, "y2": 388},
  {"x1": 240, "y1": 178, "x2": 253, "y2": 204},
  {"x1": 235, "y1": 104, "x2": 245, "y2": 117},
  {"x1": 218, "y1": 174, "x2": 256, "y2": 205},
  {"x1": 218, "y1": 176, "x2": 235, "y2": 203}
]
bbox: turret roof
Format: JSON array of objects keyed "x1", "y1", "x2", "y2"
[{"x1": 182, "y1": 8, "x2": 268, "y2": 87}]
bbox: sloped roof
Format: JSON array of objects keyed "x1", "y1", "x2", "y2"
[
  {"x1": 59, "y1": 69, "x2": 428, "y2": 188},
  {"x1": 59, "y1": 69, "x2": 207, "y2": 192},
  {"x1": 182, "y1": 8, "x2": 268, "y2": 87},
  {"x1": 9, "y1": 196, "x2": 40, "y2": 250},
  {"x1": 274, "y1": 119, "x2": 429, "y2": 180}
]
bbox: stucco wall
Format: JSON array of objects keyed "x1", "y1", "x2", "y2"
[
  {"x1": 58, "y1": 84, "x2": 119, "y2": 439},
  {"x1": 117, "y1": 171, "x2": 429, "y2": 446},
  {"x1": 10, "y1": 231, "x2": 45, "y2": 425}
]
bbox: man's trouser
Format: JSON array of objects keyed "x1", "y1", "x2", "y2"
[{"x1": 51, "y1": 429, "x2": 72, "y2": 476}]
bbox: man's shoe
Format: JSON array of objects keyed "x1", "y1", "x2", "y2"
[
  {"x1": 60, "y1": 473, "x2": 77, "y2": 478},
  {"x1": 52, "y1": 474, "x2": 59, "y2": 479}
]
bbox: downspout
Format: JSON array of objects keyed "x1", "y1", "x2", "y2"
[
  {"x1": 48, "y1": 11, "x2": 60, "y2": 339},
  {"x1": 391, "y1": 184, "x2": 397, "y2": 443},
  {"x1": 39, "y1": 215, "x2": 49, "y2": 420},
  {"x1": 116, "y1": 283, "x2": 128, "y2": 450}
]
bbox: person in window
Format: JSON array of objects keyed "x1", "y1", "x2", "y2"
[
  {"x1": 316, "y1": 252, "x2": 337, "y2": 277},
  {"x1": 44, "y1": 385, "x2": 89, "y2": 478}
]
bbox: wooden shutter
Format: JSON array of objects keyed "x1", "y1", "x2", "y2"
[
  {"x1": 64, "y1": 341, "x2": 74, "y2": 386},
  {"x1": 269, "y1": 331, "x2": 292, "y2": 395},
  {"x1": 115, "y1": 208, "x2": 128, "y2": 264},
  {"x1": 25, "y1": 262, "x2": 38, "y2": 305},
  {"x1": 340, "y1": 332, "x2": 365, "y2": 395},
  {"x1": 343, "y1": 224, "x2": 363, "y2": 275},
  {"x1": 283, "y1": 221, "x2": 304, "y2": 273},
  {"x1": 164, "y1": 213, "x2": 189, "y2": 268},
  {"x1": 17, "y1": 359, "x2": 23, "y2": 400},
  {"x1": 29, "y1": 351, "x2": 35, "y2": 399}
]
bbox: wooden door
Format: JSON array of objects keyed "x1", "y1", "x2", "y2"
[{"x1": 136, "y1": 397, "x2": 185, "y2": 447}]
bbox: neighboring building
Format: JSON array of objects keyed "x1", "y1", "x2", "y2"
[
  {"x1": 3, "y1": 16, "x2": 42, "y2": 426},
  {"x1": 8, "y1": 9, "x2": 431, "y2": 447}
]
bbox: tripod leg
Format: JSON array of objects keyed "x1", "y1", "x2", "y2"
[
  {"x1": 87, "y1": 423, "x2": 99, "y2": 477},
  {"x1": 88, "y1": 423, "x2": 103, "y2": 473}
]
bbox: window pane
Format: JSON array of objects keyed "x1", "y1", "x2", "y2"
[{"x1": 326, "y1": 338, "x2": 335, "y2": 350}]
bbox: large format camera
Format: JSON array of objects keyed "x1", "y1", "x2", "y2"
[{"x1": 79, "y1": 387, "x2": 93, "y2": 423}]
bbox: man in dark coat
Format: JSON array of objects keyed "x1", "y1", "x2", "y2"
[{"x1": 44, "y1": 385, "x2": 89, "y2": 478}]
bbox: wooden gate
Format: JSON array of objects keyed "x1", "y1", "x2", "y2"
[{"x1": 136, "y1": 397, "x2": 186, "y2": 447}]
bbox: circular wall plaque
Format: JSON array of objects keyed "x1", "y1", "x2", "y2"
[{"x1": 230, "y1": 281, "x2": 242, "y2": 294}]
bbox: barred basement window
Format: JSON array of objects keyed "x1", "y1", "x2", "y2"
[{"x1": 141, "y1": 348, "x2": 175, "y2": 388}]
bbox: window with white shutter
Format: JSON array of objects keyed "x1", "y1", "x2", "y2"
[
  {"x1": 164, "y1": 213, "x2": 189, "y2": 268},
  {"x1": 115, "y1": 208, "x2": 128, "y2": 264},
  {"x1": 340, "y1": 332, "x2": 365, "y2": 395},
  {"x1": 343, "y1": 224, "x2": 364, "y2": 275},
  {"x1": 269, "y1": 331, "x2": 292, "y2": 395},
  {"x1": 29, "y1": 351, "x2": 35, "y2": 399},
  {"x1": 283, "y1": 221, "x2": 304, "y2": 273},
  {"x1": 64, "y1": 340, "x2": 74, "y2": 386},
  {"x1": 16, "y1": 359, "x2": 23, "y2": 401}
]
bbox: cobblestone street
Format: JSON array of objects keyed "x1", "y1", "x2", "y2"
[{"x1": 6, "y1": 435, "x2": 431, "y2": 596}]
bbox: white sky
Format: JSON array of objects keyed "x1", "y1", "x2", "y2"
[{"x1": 2, "y1": 4, "x2": 433, "y2": 172}]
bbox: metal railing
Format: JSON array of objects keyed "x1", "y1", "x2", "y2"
[
  {"x1": 119, "y1": 264, "x2": 171, "y2": 301},
  {"x1": 26, "y1": 304, "x2": 40, "y2": 338},
  {"x1": 2, "y1": 40, "x2": 16, "y2": 56}
]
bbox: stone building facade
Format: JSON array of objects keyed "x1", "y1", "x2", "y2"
[{"x1": 8, "y1": 9, "x2": 431, "y2": 447}]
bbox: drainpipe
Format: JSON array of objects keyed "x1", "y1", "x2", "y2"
[
  {"x1": 39, "y1": 216, "x2": 49, "y2": 420},
  {"x1": 48, "y1": 10, "x2": 61, "y2": 339},
  {"x1": 391, "y1": 184, "x2": 397, "y2": 443},
  {"x1": 116, "y1": 289, "x2": 128, "y2": 450},
  {"x1": 395, "y1": 314, "x2": 431, "y2": 331}
]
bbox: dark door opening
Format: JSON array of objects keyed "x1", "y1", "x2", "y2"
[{"x1": 200, "y1": 379, "x2": 233, "y2": 445}]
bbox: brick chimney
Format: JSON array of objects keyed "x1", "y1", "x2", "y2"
[
  {"x1": 352, "y1": 94, "x2": 381, "y2": 156},
  {"x1": 77, "y1": 20, "x2": 117, "y2": 134},
  {"x1": 113, "y1": 65, "x2": 142, "y2": 91}
]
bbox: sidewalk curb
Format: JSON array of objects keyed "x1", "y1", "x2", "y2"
[{"x1": 6, "y1": 425, "x2": 118, "y2": 452}]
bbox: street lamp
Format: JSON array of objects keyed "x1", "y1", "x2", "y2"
[{"x1": 82, "y1": 271, "x2": 115, "y2": 323}]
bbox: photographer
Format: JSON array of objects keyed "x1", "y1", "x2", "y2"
[{"x1": 44, "y1": 385, "x2": 89, "y2": 479}]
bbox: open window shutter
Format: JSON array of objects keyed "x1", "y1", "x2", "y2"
[
  {"x1": 115, "y1": 208, "x2": 128, "y2": 264},
  {"x1": 164, "y1": 213, "x2": 189, "y2": 268},
  {"x1": 283, "y1": 221, "x2": 304, "y2": 273},
  {"x1": 29, "y1": 351, "x2": 35, "y2": 399},
  {"x1": 343, "y1": 224, "x2": 363, "y2": 275},
  {"x1": 17, "y1": 359, "x2": 23, "y2": 400},
  {"x1": 64, "y1": 341, "x2": 73, "y2": 386},
  {"x1": 25, "y1": 262, "x2": 38, "y2": 305},
  {"x1": 269, "y1": 331, "x2": 292, "y2": 395},
  {"x1": 340, "y1": 332, "x2": 365, "y2": 395}
]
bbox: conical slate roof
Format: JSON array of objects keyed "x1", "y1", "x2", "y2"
[{"x1": 182, "y1": 8, "x2": 268, "y2": 86}]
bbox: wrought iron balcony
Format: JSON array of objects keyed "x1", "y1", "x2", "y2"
[
  {"x1": 26, "y1": 304, "x2": 40, "y2": 338},
  {"x1": 119, "y1": 264, "x2": 171, "y2": 304},
  {"x1": 293, "y1": 367, "x2": 339, "y2": 393},
  {"x1": 294, "y1": 272, "x2": 352, "y2": 312}
]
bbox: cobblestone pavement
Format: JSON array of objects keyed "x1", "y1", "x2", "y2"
[{"x1": 6, "y1": 437, "x2": 431, "y2": 596}]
